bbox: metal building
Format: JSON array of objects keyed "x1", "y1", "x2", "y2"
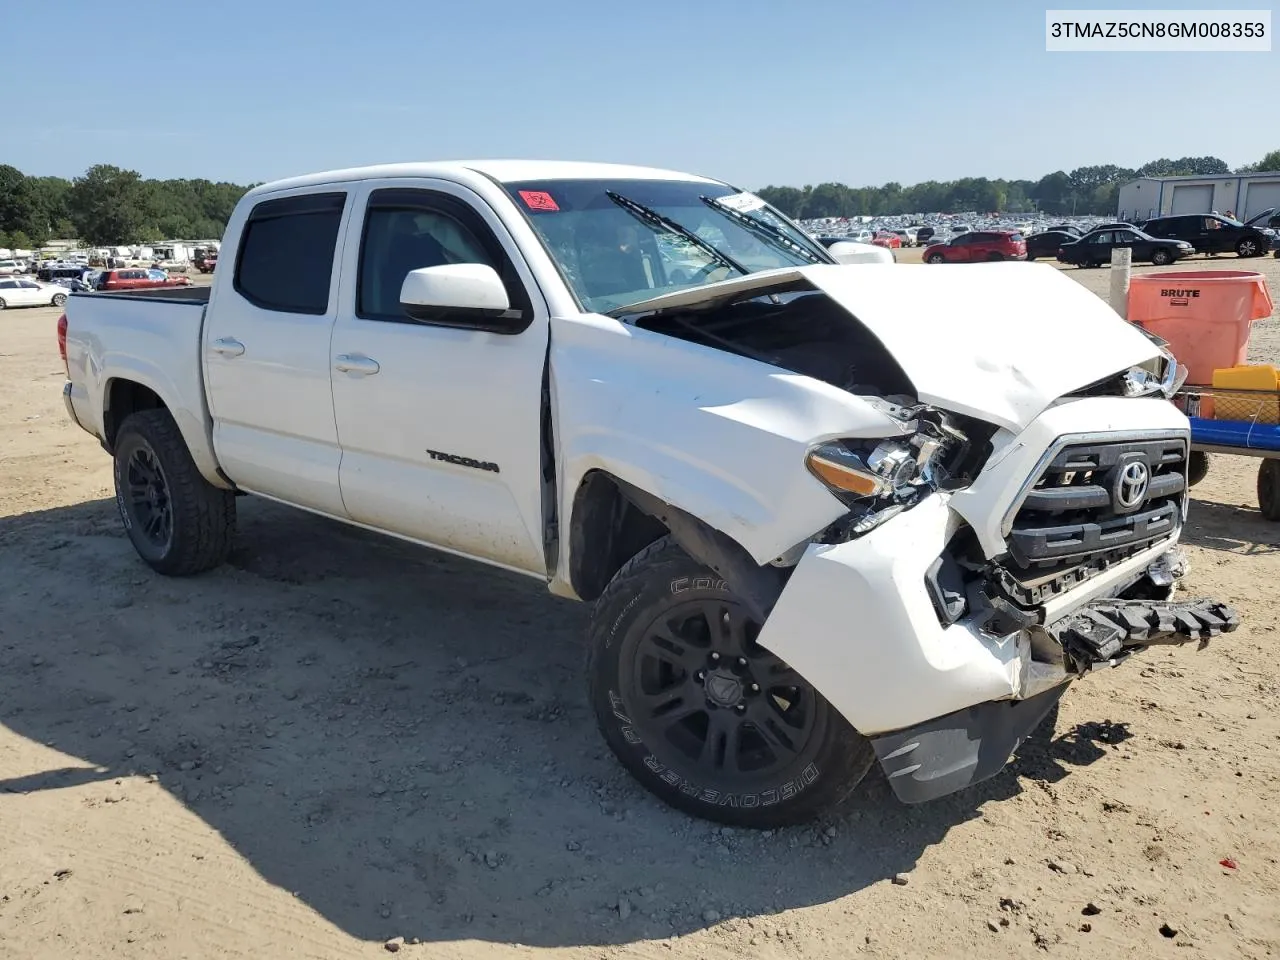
[{"x1": 1118, "y1": 172, "x2": 1280, "y2": 221}]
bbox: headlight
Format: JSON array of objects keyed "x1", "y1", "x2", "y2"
[
  {"x1": 1118, "y1": 347, "x2": 1185, "y2": 399},
  {"x1": 806, "y1": 433, "x2": 952, "y2": 505},
  {"x1": 1178, "y1": 242, "x2": 1194, "y2": 249}
]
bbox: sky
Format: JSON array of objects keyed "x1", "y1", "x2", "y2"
[{"x1": 6, "y1": 0, "x2": 1277, "y2": 189}]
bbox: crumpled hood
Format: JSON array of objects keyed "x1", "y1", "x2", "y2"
[
  {"x1": 796, "y1": 262, "x2": 1164, "y2": 430},
  {"x1": 617, "y1": 262, "x2": 1164, "y2": 432}
]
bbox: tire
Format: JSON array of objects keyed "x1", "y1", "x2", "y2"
[
  {"x1": 1236, "y1": 237, "x2": 1261, "y2": 258},
  {"x1": 1259, "y1": 459, "x2": 1280, "y2": 521},
  {"x1": 587, "y1": 536, "x2": 874, "y2": 827},
  {"x1": 112, "y1": 408, "x2": 235, "y2": 575},
  {"x1": 51, "y1": 293, "x2": 67, "y2": 307},
  {"x1": 0, "y1": 298, "x2": 6, "y2": 309},
  {"x1": 1187, "y1": 450, "x2": 1210, "y2": 487},
  {"x1": 927, "y1": 253, "x2": 945, "y2": 264},
  {"x1": 986, "y1": 252, "x2": 1003, "y2": 261},
  {"x1": 1151, "y1": 249, "x2": 1172, "y2": 266}
]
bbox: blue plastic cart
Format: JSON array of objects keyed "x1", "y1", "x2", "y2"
[{"x1": 1177, "y1": 385, "x2": 1280, "y2": 521}]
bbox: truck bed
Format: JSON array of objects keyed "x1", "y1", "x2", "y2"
[{"x1": 63, "y1": 285, "x2": 220, "y2": 484}]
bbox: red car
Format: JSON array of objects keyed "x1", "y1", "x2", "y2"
[
  {"x1": 922, "y1": 230, "x2": 1026, "y2": 263},
  {"x1": 871, "y1": 231, "x2": 902, "y2": 250},
  {"x1": 94, "y1": 268, "x2": 194, "y2": 292}
]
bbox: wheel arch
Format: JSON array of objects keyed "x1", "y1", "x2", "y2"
[
  {"x1": 566, "y1": 469, "x2": 788, "y2": 622},
  {"x1": 100, "y1": 371, "x2": 230, "y2": 489}
]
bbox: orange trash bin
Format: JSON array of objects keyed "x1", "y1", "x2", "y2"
[{"x1": 1128, "y1": 271, "x2": 1274, "y2": 385}]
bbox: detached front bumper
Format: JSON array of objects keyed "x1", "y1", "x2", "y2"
[{"x1": 871, "y1": 594, "x2": 1238, "y2": 803}]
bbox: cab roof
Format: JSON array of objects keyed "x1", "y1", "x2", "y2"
[{"x1": 246, "y1": 160, "x2": 727, "y2": 200}]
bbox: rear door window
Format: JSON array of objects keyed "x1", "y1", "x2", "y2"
[{"x1": 234, "y1": 192, "x2": 347, "y2": 315}]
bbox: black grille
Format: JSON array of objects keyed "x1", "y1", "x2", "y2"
[{"x1": 1005, "y1": 436, "x2": 1187, "y2": 581}]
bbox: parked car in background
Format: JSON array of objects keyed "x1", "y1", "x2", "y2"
[
  {"x1": 1056, "y1": 226, "x2": 1192, "y2": 267},
  {"x1": 1025, "y1": 230, "x2": 1079, "y2": 261},
  {"x1": 872, "y1": 231, "x2": 902, "y2": 250},
  {"x1": 38, "y1": 264, "x2": 93, "y2": 284},
  {"x1": 923, "y1": 230, "x2": 1026, "y2": 263},
  {"x1": 1048, "y1": 224, "x2": 1084, "y2": 237},
  {"x1": 1138, "y1": 212, "x2": 1274, "y2": 258},
  {"x1": 0, "y1": 277, "x2": 69, "y2": 309},
  {"x1": 94, "y1": 268, "x2": 195, "y2": 292},
  {"x1": 0, "y1": 259, "x2": 27, "y2": 276},
  {"x1": 914, "y1": 226, "x2": 936, "y2": 244}
]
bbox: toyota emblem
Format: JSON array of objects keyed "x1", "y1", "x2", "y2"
[{"x1": 1114, "y1": 461, "x2": 1150, "y2": 510}]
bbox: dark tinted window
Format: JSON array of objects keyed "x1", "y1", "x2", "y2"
[
  {"x1": 235, "y1": 192, "x2": 346, "y2": 315},
  {"x1": 950, "y1": 233, "x2": 972, "y2": 245},
  {"x1": 356, "y1": 188, "x2": 531, "y2": 326}
]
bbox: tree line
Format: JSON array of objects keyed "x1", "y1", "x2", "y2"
[
  {"x1": 0, "y1": 164, "x2": 253, "y2": 249},
  {"x1": 4, "y1": 150, "x2": 1280, "y2": 249},
  {"x1": 757, "y1": 150, "x2": 1280, "y2": 221}
]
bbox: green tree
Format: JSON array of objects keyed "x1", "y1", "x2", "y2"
[
  {"x1": 68, "y1": 165, "x2": 151, "y2": 245},
  {"x1": 7, "y1": 229, "x2": 33, "y2": 250},
  {"x1": 1252, "y1": 149, "x2": 1280, "y2": 173}
]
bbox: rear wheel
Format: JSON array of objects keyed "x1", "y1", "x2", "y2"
[
  {"x1": 1151, "y1": 249, "x2": 1172, "y2": 266},
  {"x1": 113, "y1": 409, "x2": 236, "y2": 575},
  {"x1": 1259, "y1": 459, "x2": 1280, "y2": 521},
  {"x1": 927, "y1": 253, "x2": 945, "y2": 264},
  {"x1": 1236, "y1": 238, "x2": 1261, "y2": 258},
  {"x1": 51, "y1": 292, "x2": 67, "y2": 307},
  {"x1": 0, "y1": 298, "x2": 6, "y2": 309},
  {"x1": 587, "y1": 537, "x2": 874, "y2": 827}
]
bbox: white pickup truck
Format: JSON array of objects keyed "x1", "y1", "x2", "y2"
[{"x1": 60, "y1": 160, "x2": 1238, "y2": 827}]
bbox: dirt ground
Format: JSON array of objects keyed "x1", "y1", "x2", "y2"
[{"x1": 2, "y1": 256, "x2": 1279, "y2": 960}]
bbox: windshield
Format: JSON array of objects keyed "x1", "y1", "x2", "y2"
[{"x1": 501, "y1": 178, "x2": 833, "y2": 313}]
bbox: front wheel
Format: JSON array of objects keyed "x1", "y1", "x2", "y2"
[
  {"x1": 926, "y1": 253, "x2": 945, "y2": 264},
  {"x1": 1187, "y1": 450, "x2": 1210, "y2": 487},
  {"x1": 587, "y1": 537, "x2": 874, "y2": 827},
  {"x1": 51, "y1": 293, "x2": 67, "y2": 307},
  {"x1": 1151, "y1": 249, "x2": 1172, "y2": 266},
  {"x1": 113, "y1": 409, "x2": 236, "y2": 575},
  {"x1": 1236, "y1": 238, "x2": 1261, "y2": 258}
]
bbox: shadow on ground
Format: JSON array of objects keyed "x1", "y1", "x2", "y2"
[
  {"x1": 0, "y1": 498, "x2": 1113, "y2": 947},
  {"x1": 1183, "y1": 495, "x2": 1280, "y2": 555}
]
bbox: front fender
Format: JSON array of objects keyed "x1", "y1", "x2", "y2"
[{"x1": 550, "y1": 315, "x2": 906, "y2": 584}]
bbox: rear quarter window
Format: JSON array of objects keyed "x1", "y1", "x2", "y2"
[{"x1": 234, "y1": 192, "x2": 347, "y2": 315}]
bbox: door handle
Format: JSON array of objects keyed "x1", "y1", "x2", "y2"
[
  {"x1": 334, "y1": 354, "x2": 380, "y2": 376},
  {"x1": 211, "y1": 337, "x2": 245, "y2": 357}
]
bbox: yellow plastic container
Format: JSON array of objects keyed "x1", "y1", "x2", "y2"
[{"x1": 1205, "y1": 364, "x2": 1280, "y2": 423}]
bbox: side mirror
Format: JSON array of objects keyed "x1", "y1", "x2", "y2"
[
  {"x1": 827, "y1": 240, "x2": 895, "y2": 265},
  {"x1": 399, "y1": 263, "x2": 526, "y2": 333}
]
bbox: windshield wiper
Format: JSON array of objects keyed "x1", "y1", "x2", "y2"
[
  {"x1": 605, "y1": 190, "x2": 748, "y2": 278},
  {"x1": 699, "y1": 195, "x2": 825, "y2": 265}
]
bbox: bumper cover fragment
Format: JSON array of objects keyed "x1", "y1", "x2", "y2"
[{"x1": 1052, "y1": 597, "x2": 1240, "y2": 665}]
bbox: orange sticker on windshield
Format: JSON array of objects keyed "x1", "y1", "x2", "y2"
[{"x1": 519, "y1": 190, "x2": 560, "y2": 212}]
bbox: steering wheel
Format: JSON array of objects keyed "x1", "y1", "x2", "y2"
[{"x1": 687, "y1": 262, "x2": 727, "y2": 284}]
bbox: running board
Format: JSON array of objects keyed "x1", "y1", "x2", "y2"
[{"x1": 1051, "y1": 598, "x2": 1241, "y2": 665}]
